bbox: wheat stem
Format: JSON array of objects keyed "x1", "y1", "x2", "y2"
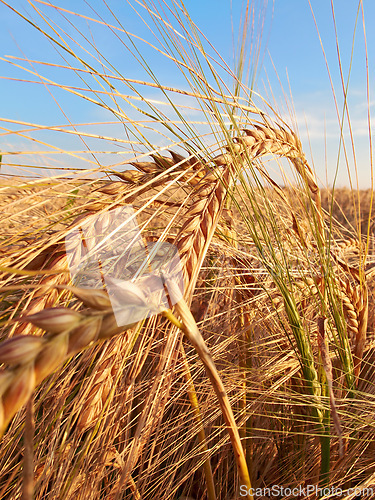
[
  {"x1": 181, "y1": 346, "x2": 217, "y2": 500},
  {"x1": 163, "y1": 298, "x2": 253, "y2": 499},
  {"x1": 22, "y1": 396, "x2": 34, "y2": 500}
]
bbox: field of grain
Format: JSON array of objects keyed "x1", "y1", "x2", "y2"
[{"x1": 1, "y1": 2, "x2": 375, "y2": 499}]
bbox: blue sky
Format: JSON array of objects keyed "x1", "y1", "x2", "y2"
[{"x1": 0, "y1": 0, "x2": 373, "y2": 188}]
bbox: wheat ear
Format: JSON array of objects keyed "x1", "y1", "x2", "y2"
[
  {"x1": 0, "y1": 287, "x2": 135, "y2": 438},
  {"x1": 340, "y1": 278, "x2": 368, "y2": 378}
]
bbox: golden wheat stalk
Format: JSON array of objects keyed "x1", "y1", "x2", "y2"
[{"x1": 163, "y1": 289, "x2": 253, "y2": 497}]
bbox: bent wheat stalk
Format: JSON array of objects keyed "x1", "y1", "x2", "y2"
[{"x1": 163, "y1": 299, "x2": 253, "y2": 497}]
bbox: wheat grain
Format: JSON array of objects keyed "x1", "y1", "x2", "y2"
[{"x1": 0, "y1": 336, "x2": 45, "y2": 366}]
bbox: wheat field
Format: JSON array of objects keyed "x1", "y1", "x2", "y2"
[{"x1": 0, "y1": 1, "x2": 375, "y2": 499}]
